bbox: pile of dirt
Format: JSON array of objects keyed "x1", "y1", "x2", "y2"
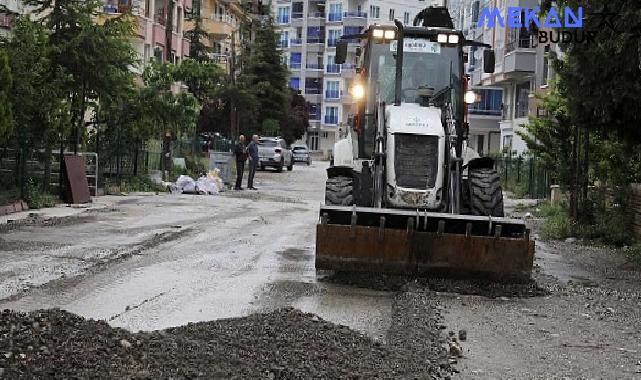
[{"x1": 1, "y1": 307, "x2": 452, "y2": 378}]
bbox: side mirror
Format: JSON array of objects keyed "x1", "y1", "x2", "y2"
[
  {"x1": 483, "y1": 50, "x2": 495, "y2": 74},
  {"x1": 335, "y1": 41, "x2": 348, "y2": 64}
]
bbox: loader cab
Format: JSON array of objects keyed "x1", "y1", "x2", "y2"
[{"x1": 344, "y1": 25, "x2": 466, "y2": 159}]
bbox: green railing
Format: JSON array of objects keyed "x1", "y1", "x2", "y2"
[{"x1": 491, "y1": 154, "x2": 550, "y2": 199}]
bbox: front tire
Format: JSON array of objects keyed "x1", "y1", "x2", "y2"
[
  {"x1": 468, "y1": 168, "x2": 504, "y2": 217},
  {"x1": 287, "y1": 158, "x2": 293, "y2": 171},
  {"x1": 325, "y1": 176, "x2": 354, "y2": 206}
]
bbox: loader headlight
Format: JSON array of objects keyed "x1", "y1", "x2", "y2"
[
  {"x1": 465, "y1": 90, "x2": 478, "y2": 104},
  {"x1": 448, "y1": 34, "x2": 460, "y2": 44},
  {"x1": 384, "y1": 30, "x2": 396, "y2": 40},
  {"x1": 351, "y1": 83, "x2": 365, "y2": 99},
  {"x1": 437, "y1": 34, "x2": 448, "y2": 43},
  {"x1": 373, "y1": 28, "x2": 385, "y2": 39}
]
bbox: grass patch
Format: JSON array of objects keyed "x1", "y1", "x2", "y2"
[{"x1": 105, "y1": 176, "x2": 166, "y2": 194}]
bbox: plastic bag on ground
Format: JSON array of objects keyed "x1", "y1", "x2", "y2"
[
  {"x1": 176, "y1": 175, "x2": 196, "y2": 193},
  {"x1": 196, "y1": 176, "x2": 219, "y2": 194}
]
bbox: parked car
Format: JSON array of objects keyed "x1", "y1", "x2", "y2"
[
  {"x1": 258, "y1": 137, "x2": 293, "y2": 172},
  {"x1": 292, "y1": 145, "x2": 312, "y2": 165}
]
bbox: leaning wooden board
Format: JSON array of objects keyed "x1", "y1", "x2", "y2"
[{"x1": 63, "y1": 155, "x2": 91, "y2": 204}]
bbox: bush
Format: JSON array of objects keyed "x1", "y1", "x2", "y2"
[
  {"x1": 105, "y1": 176, "x2": 166, "y2": 194},
  {"x1": 538, "y1": 201, "x2": 635, "y2": 246},
  {"x1": 539, "y1": 203, "x2": 574, "y2": 240},
  {"x1": 623, "y1": 244, "x2": 641, "y2": 264},
  {"x1": 26, "y1": 179, "x2": 58, "y2": 209}
]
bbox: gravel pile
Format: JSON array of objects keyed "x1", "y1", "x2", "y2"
[
  {"x1": 323, "y1": 272, "x2": 547, "y2": 298},
  {"x1": 1, "y1": 306, "x2": 452, "y2": 378}
]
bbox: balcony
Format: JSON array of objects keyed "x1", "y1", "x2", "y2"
[
  {"x1": 289, "y1": 62, "x2": 302, "y2": 70},
  {"x1": 308, "y1": 12, "x2": 325, "y2": 19},
  {"x1": 276, "y1": 15, "x2": 291, "y2": 25},
  {"x1": 182, "y1": 38, "x2": 190, "y2": 56},
  {"x1": 306, "y1": 63, "x2": 324, "y2": 71},
  {"x1": 327, "y1": 12, "x2": 342, "y2": 22},
  {"x1": 202, "y1": 16, "x2": 234, "y2": 38},
  {"x1": 324, "y1": 115, "x2": 338, "y2": 125},
  {"x1": 277, "y1": 40, "x2": 289, "y2": 48},
  {"x1": 343, "y1": 11, "x2": 367, "y2": 26},
  {"x1": 326, "y1": 64, "x2": 341, "y2": 74},
  {"x1": 305, "y1": 88, "x2": 322, "y2": 95},
  {"x1": 292, "y1": 12, "x2": 304, "y2": 19},
  {"x1": 306, "y1": 38, "x2": 324, "y2": 45},
  {"x1": 343, "y1": 11, "x2": 367, "y2": 18},
  {"x1": 153, "y1": 23, "x2": 165, "y2": 46},
  {"x1": 327, "y1": 38, "x2": 338, "y2": 47},
  {"x1": 210, "y1": 53, "x2": 229, "y2": 64},
  {"x1": 290, "y1": 38, "x2": 302, "y2": 46}
]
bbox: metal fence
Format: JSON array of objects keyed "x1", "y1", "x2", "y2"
[{"x1": 492, "y1": 154, "x2": 550, "y2": 199}]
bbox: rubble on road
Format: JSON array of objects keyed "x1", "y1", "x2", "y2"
[{"x1": 0, "y1": 307, "x2": 452, "y2": 378}]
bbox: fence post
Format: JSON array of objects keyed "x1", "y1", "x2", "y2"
[{"x1": 18, "y1": 126, "x2": 28, "y2": 200}]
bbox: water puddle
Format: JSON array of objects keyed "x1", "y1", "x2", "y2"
[{"x1": 535, "y1": 239, "x2": 596, "y2": 285}]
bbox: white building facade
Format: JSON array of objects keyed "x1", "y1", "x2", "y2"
[
  {"x1": 272, "y1": 0, "x2": 440, "y2": 157},
  {"x1": 464, "y1": 0, "x2": 540, "y2": 155}
]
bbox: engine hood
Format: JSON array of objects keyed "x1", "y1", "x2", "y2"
[{"x1": 386, "y1": 103, "x2": 445, "y2": 137}]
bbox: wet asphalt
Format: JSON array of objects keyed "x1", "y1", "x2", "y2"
[
  {"x1": 0, "y1": 163, "x2": 395, "y2": 338},
  {"x1": 2, "y1": 163, "x2": 641, "y2": 378}
]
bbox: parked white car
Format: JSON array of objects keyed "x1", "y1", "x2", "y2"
[{"x1": 258, "y1": 137, "x2": 293, "y2": 172}]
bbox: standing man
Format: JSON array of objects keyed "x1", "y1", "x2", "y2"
[
  {"x1": 234, "y1": 134, "x2": 247, "y2": 190},
  {"x1": 247, "y1": 135, "x2": 260, "y2": 190}
]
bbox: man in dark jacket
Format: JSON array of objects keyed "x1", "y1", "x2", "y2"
[
  {"x1": 247, "y1": 134, "x2": 260, "y2": 190},
  {"x1": 234, "y1": 135, "x2": 247, "y2": 190}
]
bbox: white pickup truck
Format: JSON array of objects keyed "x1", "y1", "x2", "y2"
[{"x1": 258, "y1": 137, "x2": 293, "y2": 172}]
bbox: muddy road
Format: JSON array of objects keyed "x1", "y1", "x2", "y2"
[{"x1": 1, "y1": 163, "x2": 641, "y2": 378}]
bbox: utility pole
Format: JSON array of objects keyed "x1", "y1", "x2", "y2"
[{"x1": 230, "y1": 30, "x2": 238, "y2": 139}]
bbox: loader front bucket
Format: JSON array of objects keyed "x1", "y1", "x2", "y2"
[{"x1": 316, "y1": 206, "x2": 535, "y2": 282}]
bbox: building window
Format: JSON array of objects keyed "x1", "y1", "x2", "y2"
[
  {"x1": 290, "y1": 52, "x2": 302, "y2": 69},
  {"x1": 403, "y1": 12, "x2": 410, "y2": 25},
  {"x1": 309, "y1": 103, "x2": 321, "y2": 121},
  {"x1": 326, "y1": 55, "x2": 340, "y2": 73},
  {"x1": 328, "y1": 3, "x2": 342, "y2": 21},
  {"x1": 292, "y1": 2, "x2": 303, "y2": 19},
  {"x1": 515, "y1": 82, "x2": 530, "y2": 119},
  {"x1": 541, "y1": 45, "x2": 550, "y2": 87},
  {"x1": 389, "y1": 9, "x2": 395, "y2": 21},
  {"x1": 289, "y1": 77, "x2": 300, "y2": 90},
  {"x1": 325, "y1": 106, "x2": 339, "y2": 124},
  {"x1": 369, "y1": 5, "x2": 380, "y2": 19},
  {"x1": 469, "y1": 89, "x2": 503, "y2": 116},
  {"x1": 307, "y1": 26, "x2": 326, "y2": 44},
  {"x1": 277, "y1": 6, "x2": 290, "y2": 24},
  {"x1": 278, "y1": 31, "x2": 289, "y2": 48},
  {"x1": 322, "y1": 132, "x2": 329, "y2": 139},
  {"x1": 327, "y1": 29, "x2": 341, "y2": 47},
  {"x1": 308, "y1": 132, "x2": 319, "y2": 150},
  {"x1": 325, "y1": 81, "x2": 340, "y2": 98},
  {"x1": 503, "y1": 135, "x2": 513, "y2": 151}
]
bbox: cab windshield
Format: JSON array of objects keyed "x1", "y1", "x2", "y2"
[{"x1": 368, "y1": 39, "x2": 461, "y2": 111}]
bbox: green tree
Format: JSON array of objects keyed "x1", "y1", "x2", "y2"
[
  {"x1": 282, "y1": 89, "x2": 309, "y2": 144},
  {"x1": 0, "y1": 48, "x2": 12, "y2": 140},
  {"x1": 239, "y1": 12, "x2": 289, "y2": 133},
  {"x1": 1, "y1": 18, "x2": 71, "y2": 192},
  {"x1": 24, "y1": 0, "x2": 137, "y2": 152}
]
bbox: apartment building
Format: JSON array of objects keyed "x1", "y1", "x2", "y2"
[
  {"x1": 464, "y1": 0, "x2": 540, "y2": 154},
  {"x1": 451, "y1": 0, "x2": 503, "y2": 155},
  {"x1": 98, "y1": 0, "x2": 191, "y2": 73},
  {"x1": 184, "y1": 0, "x2": 246, "y2": 74},
  {"x1": 272, "y1": 0, "x2": 440, "y2": 156},
  {"x1": 0, "y1": 0, "x2": 26, "y2": 37}
]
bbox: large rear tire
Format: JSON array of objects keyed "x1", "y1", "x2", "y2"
[
  {"x1": 468, "y1": 168, "x2": 504, "y2": 217},
  {"x1": 325, "y1": 176, "x2": 354, "y2": 206}
]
